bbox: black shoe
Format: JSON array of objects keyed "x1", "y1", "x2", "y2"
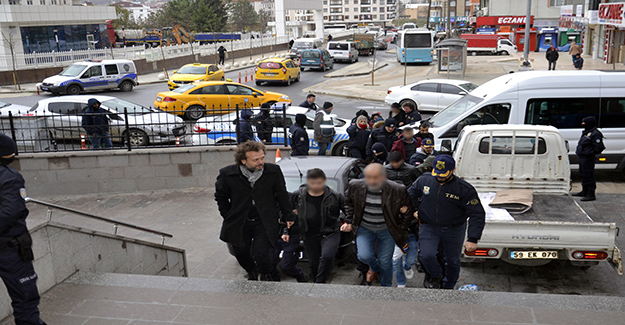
[
  {"x1": 571, "y1": 191, "x2": 587, "y2": 197},
  {"x1": 259, "y1": 273, "x2": 276, "y2": 281},
  {"x1": 247, "y1": 270, "x2": 259, "y2": 281},
  {"x1": 359, "y1": 272, "x2": 368, "y2": 286},
  {"x1": 423, "y1": 275, "x2": 442, "y2": 289},
  {"x1": 296, "y1": 273, "x2": 310, "y2": 283},
  {"x1": 581, "y1": 195, "x2": 596, "y2": 201},
  {"x1": 416, "y1": 262, "x2": 425, "y2": 273}
]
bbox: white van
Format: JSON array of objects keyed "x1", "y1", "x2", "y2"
[
  {"x1": 38, "y1": 59, "x2": 138, "y2": 96},
  {"x1": 327, "y1": 41, "x2": 359, "y2": 63},
  {"x1": 424, "y1": 71, "x2": 625, "y2": 170}
]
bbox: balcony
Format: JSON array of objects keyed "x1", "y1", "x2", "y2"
[
  {"x1": 329, "y1": 15, "x2": 344, "y2": 21},
  {"x1": 386, "y1": 0, "x2": 395, "y2": 3},
  {"x1": 360, "y1": 7, "x2": 371, "y2": 12},
  {"x1": 360, "y1": 0, "x2": 371, "y2": 5},
  {"x1": 360, "y1": 14, "x2": 372, "y2": 20},
  {"x1": 330, "y1": 8, "x2": 343, "y2": 13},
  {"x1": 329, "y1": 0, "x2": 342, "y2": 5},
  {"x1": 387, "y1": 6, "x2": 396, "y2": 11}
]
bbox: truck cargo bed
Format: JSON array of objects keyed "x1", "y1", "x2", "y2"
[{"x1": 512, "y1": 195, "x2": 593, "y2": 223}]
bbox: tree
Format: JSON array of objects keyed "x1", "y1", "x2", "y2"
[
  {"x1": 1, "y1": 28, "x2": 21, "y2": 90},
  {"x1": 192, "y1": 0, "x2": 229, "y2": 32},
  {"x1": 256, "y1": 9, "x2": 272, "y2": 34},
  {"x1": 227, "y1": 0, "x2": 258, "y2": 33},
  {"x1": 142, "y1": 0, "x2": 228, "y2": 32},
  {"x1": 111, "y1": 5, "x2": 140, "y2": 29}
]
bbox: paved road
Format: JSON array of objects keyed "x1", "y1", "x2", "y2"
[{"x1": 6, "y1": 46, "x2": 406, "y2": 121}]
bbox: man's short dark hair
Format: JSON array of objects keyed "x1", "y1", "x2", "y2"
[
  {"x1": 391, "y1": 102, "x2": 401, "y2": 110},
  {"x1": 402, "y1": 126, "x2": 414, "y2": 132},
  {"x1": 307, "y1": 168, "x2": 326, "y2": 180},
  {"x1": 389, "y1": 151, "x2": 404, "y2": 163},
  {"x1": 420, "y1": 120, "x2": 431, "y2": 128},
  {"x1": 234, "y1": 141, "x2": 266, "y2": 165},
  {"x1": 307, "y1": 94, "x2": 316, "y2": 99},
  {"x1": 402, "y1": 102, "x2": 415, "y2": 111}
]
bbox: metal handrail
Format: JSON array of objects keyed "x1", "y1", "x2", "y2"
[{"x1": 25, "y1": 197, "x2": 173, "y2": 245}]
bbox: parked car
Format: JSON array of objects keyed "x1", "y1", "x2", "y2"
[
  {"x1": 0, "y1": 101, "x2": 30, "y2": 117},
  {"x1": 37, "y1": 59, "x2": 138, "y2": 95},
  {"x1": 25, "y1": 95, "x2": 185, "y2": 146},
  {"x1": 385, "y1": 79, "x2": 479, "y2": 112},
  {"x1": 154, "y1": 81, "x2": 292, "y2": 120},
  {"x1": 254, "y1": 57, "x2": 301, "y2": 86},
  {"x1": 299, "y1": 49, "x2": 334, "y2": 71},
  {"x1": 167, "y1": 63, "x2": 225, "y2": 90},
  {"x1": 327, "y1": 41, "x2": 359, "y2": 63},
  {"x1": 191, "y1": 106, "x2": 350, "y2": 155}
]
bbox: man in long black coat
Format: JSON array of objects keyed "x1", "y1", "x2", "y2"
[{"x1": 215, "y1": 141, "x2": 293, "y2": 281}]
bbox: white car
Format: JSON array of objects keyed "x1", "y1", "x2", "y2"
[
  {"x1": 0, "y1": 101, "x2": 30, "y2": 117},
  {"x1": 191, "y1": 106, "x2": 351, "y2": 156},
  {"x1": 26, "y1": 95, "x2": 186, "y2": 146},
  {"x1": 385, "y1": 79, "x2": 479, "y2": 112}
]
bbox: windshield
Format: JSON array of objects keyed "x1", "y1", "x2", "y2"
[
  {"x1": 302, "y1": 51, "x2": 320, "y2": 58},
  {"x1": 293, "y1": 42, "x2": 313, "y2": 49},
  {"x1": 460, "y1": 83, "x2": 479, "y2": 92},
  {"x1": 102, "y1": 99, "x2": 155, "y2": 114},
  {"x1": 0, "y1": 101, "x2": 8, "y2": 109},
  {"x1": 284, "y1": 177, "x2": 339, "y2": 192},
  {"x1": 59, "y1": 64, "x2": 87, "y2": 77},
  {"x1": 177, "y1": 66, "x2": 207, "y2": 74},
  {"x1": 405, "y1": 34, "x2": 431, "y2": 48},
  {"x1": 429, "y1": 94, "x2": 483, "y2": 127},
  {"x1": 328, "y1": 43, "x2": 349, "y2": 50},
  {"x1": 172, "y1": 84, "x2": 196, "y2": 93}
]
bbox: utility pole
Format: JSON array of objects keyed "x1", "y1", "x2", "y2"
[
  {"x1": 522, "y1": 0, "x2": 531, "y2": 68},
  {"x1": 426, "y1": 0, "x2": 432, "y2": 29},
  {"x1": 446, "y1": 0, "x2": 451, "y2": 32}
]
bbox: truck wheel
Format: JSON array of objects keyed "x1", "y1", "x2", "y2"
[
  {"x1": 66, "y1": 84, "x2": 81, "y2": 95},
  {"x1": 500, "y1": 51, "x2": 509, "y2": 56},
  {"x1": 471, "y1": 51, "x2": 478, "y2": 56},
  {"x1": 119, "y1": 80, "x2": 134, "y2": 92}
]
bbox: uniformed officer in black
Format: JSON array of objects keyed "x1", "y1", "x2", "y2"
[
  {"x1": 407, "y1": 155, "x2": 485, "y2": 289},
  {"x1": 0, "y1": 134, "x2": 46, "y2": 325},
  {"x1": 573, "y1": 116, "x2": 605, "y2": 202}
]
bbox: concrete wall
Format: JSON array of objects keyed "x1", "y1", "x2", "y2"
[
  {"x1": 14, "y1": 146, "x2": 288, "y2": 197},
  {"x1": 0, "y1": 221, "x2": 187, "y2": 320}
]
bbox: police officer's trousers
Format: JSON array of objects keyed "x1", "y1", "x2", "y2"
[
  {"x1": 0, "y1": 247, "x2": 45, "y2": 325},
  {"x1": 578, "y1": 156, "x2": 597, "y2": 194},
  {"x1": 418, "y1": 223, "x2": 466, "y2": 289}
]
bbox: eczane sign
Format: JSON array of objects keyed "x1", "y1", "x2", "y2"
[{"x1": 598, "y1": 2, "x2": 625, "y2": 26}]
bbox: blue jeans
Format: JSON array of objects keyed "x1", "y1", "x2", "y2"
[
  {"x1": 89, "y1": 132, "x2": 113, "y2": 149},
  {"x1": 317, "y1": 142, "x2": 329, "y2": 156},
  {"x1": 419, "y1": 223, "x2": 466, "y2": 289},
  {"x1": 392, "y1": 234, "x2": 418, "y2": 286},
  {"x1": 356, "y1": 227, "x2": 395, "y2": 287}
]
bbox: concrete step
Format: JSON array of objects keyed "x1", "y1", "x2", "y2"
[{"x1": 3, "y1": 272, "x2": 624, "y2": 324}]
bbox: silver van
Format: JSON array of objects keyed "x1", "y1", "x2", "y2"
[
  {"x1": 288, "y1": 38, "x2": 324, "y2": 59},
  {"x1": 327, "y1": 41, "x2": 359, "y2": 63}
]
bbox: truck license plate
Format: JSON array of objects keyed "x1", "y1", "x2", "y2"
[{"x1": 510, "y1": 251, "x2": 558, "y2": 259}]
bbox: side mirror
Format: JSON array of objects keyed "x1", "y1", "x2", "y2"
[
  {"x1": 458, "y1": 91, "x2": 467, "y2": 95},
  {"x1": 441, "y1": 139, "x2": 453, "y2": 152},
  {"x1": 252, "y1": 92, "x2": 258, "y2": 98},
  {"x1": 173, "y1": 70, "x2": 178, "y2": 74},
  {"x1": 208, "y1": 71, "x2": 214, "y2": 75}
]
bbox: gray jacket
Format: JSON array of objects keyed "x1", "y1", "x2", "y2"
[{"x1": 313, "y1": 110, "x2": 335, "y2": 144}]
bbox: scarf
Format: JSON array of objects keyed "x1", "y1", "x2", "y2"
[{"x1": 240, "y1": 165, "x2": 263, "y2": 187}]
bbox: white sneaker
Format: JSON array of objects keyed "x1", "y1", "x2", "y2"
[
  {"x1": 397, "y1": 284, "x2": 406, "y2": 288},
  {"x1": 404, "y1": 267, "x2": 414, "y2": 279}
]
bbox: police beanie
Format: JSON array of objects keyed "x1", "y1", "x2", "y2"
[{"x1": 0, "y1": 134, "x2": 16, "y2": 157}]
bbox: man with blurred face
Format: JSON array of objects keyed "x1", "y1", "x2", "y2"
[
  {"x1": 344, "y1": 164, "x2": 413, "y2": 287},
  {"x1": 215, "y1": 142, "x2": 293, "y2": 281},
  {"x1": 391, "y1": 127, "x2": 421, "y2": 161}
]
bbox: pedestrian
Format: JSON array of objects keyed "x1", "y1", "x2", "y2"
[
  {"x1": 313, "y1": 102, "x2": 336, "y2": 156},
  {"x1": 328, "y1": 34, "x2": 333, "y2": 42},
  {"x1": 366, "y1": 118, "x2": 399, "y2": 160},
  {"x1": 346, "y1": 115, "x2": 371, "y2": 159},
  {"x1": 574, "y1": 54, "x2": 584, "y2": 70},
  {"x1": 371, "y1": 143, "x2": 389, "y2": 164},
  {"x1": 370, "y1": 111, "x2": 383, "y2": 124},
  {"x1": 289, "y1": 39, "x2": 295, "y2": 49},
  {"x1": 573, "y1": 116, "x2": 605, "y2": 201},
  {"x1": 409, "y1": 138, "x2": 438, "y2": 166},
  {"x1": 236, "y1": 109, "x2": 254, "y2": 143},
  {"x1": 407, "y1": 155, "x2": 485, "y2": 289},
  {"x1": 299, "y1": 94, "x2": 319, "y2": 111},
  {"x1": 344, "y1": 163, "x2": 413, "y2": 287},
  {"x1": 389, "y1": 102, "x2": 406, "y2": 126},
  {"x1": 289, "y1": 113, "x2": 309, "y2": 156},
  {"x1": 269, "y1": 218, "x2": 309, "y2": 283},
  {"x1": 569, "y1": 41, "x2": 581, "y2": 64},
  {"x1": 291, "y1": 168, "x2": 346, "y2": 283},
  {"x1": 391, "y1": 126, "x2": 421, "y2": 160},
  {"x1": 215, "y1": 142, "x2": 294, "y2": 281},
  {"x1": 0, "y1": 134, "x2": 47, "y2": 325},
  {"x1": 402, "y1": 102, "x2": 422, "y2": 125},
  {"x1": 385, "y1": 151, "x2": 419, "y2": 187},
  {"x1": 415, "y1": 121, "x2": 434, "y2": 142},
  {"x1": 253, "y1": 103, "x2": 274, "y2": 144},
  {"x1": 81, "y1": 98, "x2": 112, "y2": 149},
  {"x1": 546, "y1": 44, "x2": 559, "y2": 70},
  {"x1": 217, "y1": 45, "x2": 227, "y2": 65}
]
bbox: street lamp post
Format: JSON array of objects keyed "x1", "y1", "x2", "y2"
[{"x1": 53, "y1": 29, "x2": 60, "y2": 52}]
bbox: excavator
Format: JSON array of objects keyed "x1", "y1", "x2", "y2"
[{"x1": 161, "y1": 24, "x2": 193, "y2": 46}]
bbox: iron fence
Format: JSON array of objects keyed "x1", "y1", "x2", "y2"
[{"x1": 0, "y1": 103, "x2": 291, "y2": 154}]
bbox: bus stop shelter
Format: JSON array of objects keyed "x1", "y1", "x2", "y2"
[{"x1": 435, "y1": 38, "x2": 467, "y2": 78}]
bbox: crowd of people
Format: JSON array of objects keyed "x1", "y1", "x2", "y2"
[{"x1": 215, "y1": 98, "x2": 488, "y2": 289}]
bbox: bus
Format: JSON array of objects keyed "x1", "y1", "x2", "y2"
[{"x1": 396, "y1": 29, "x2": 434, "y2": 64}]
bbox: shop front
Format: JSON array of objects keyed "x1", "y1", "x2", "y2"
[
  {"x1": 596, "y1": 2, "x2": 625, "y2": 64},
  {"x1": 475, "y1": 16, "x2": 534, "y2": 31}
]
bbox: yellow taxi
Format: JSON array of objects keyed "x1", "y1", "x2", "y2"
[
  {"x1": 167, "y1": 63, "x2": 225, "y2": 90},
  {"x1": 154, "y1": 81, "x2": 292, "y2": 120},
  {"x1": 254, "y1": 57, "x2": 301, "y2": 86}
]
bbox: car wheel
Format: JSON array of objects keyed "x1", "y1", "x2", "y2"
[
  {"x1": 286, "y1": 77, "x2": 292, "y2": 86},
  {"x1": 66, "y1": 84, "x2": 81, "y2": 95},
  {"x1": 255, "y1": 80, "x2": 262, "y2": 86},
  {"x1": 301, "y1": 67, "x2": 305, "y2": 71},
  {"x1": 221, "y1": 77, "x2": 225, "y2": 81},
  {"x1": 119, "y1": 80, "x2": 134, "y2": 92},
  {"x1": 185, "y1": 105, "x2": 206, "y2": 120},
  {"x1": 296, "y1": 73, "x2": 300, "y2": 82},
  {"x1": 124, "y1": 128, "x2": 149, "y2": 147},
  {"x1": 332, "y1": 142, "x2": 348, "y2": 156},
  {"x1": 400, "y1": 99, "x2": 418, "y2": 112},
  {"x1": 217, "y1": 139, "x2": 237, "y2": 146}
]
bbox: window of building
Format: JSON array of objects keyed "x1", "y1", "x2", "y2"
[
  {"x1": 50, "y1": 0, "x2": 56, "y2": 4},
  {"x1": 525, "y1": 98, "x2": 600, "y2": 129},
  {"x1": 373, "y1": 7, "x2": 376, "y2": 11},
  {"x1": 380, "y1": 7, "x2": 384, "y2": 12},
  {"x1": 354, "y1": 0, "x2": 358, "y2": 4},
  {"x1": 450, "y1": 11, "x2": 455, "y2": 17},
  {"x1": 27, "y1": 0, "x2": 33, "y2": 4},
  {"x1": 549, "y1": 0, "x2": 565, "y2": 6},
  {"x1": 323, "y1": 0, "x2": 327, "y2": 4},
  {"x1": 323, "y1": 8, "x2": 328, "y2": 12},
  {"x1": 478, "y1": 137, "x2": 546, "y2": 155},
  {"x1": 466, "y1": 0, "x2": 470, "y2": 5},
  {"x1": 372, "y1": 0, "x2": 376, "y2": 3},
  {"x1": 345, "y1": 7, "x2": 349, "y2": 12},
  {"x1": 380, "y1": 14, "x2": 385, "y2": 19},
  {"x1": 373, "y1": 14, "x2": 377, "y2": 19},
  {"x1": 450, "y1": 1, "x2": 456, "y2": 6},
  {"x1": 8, "y1": 0, "x2": 19, "y2": 4}
]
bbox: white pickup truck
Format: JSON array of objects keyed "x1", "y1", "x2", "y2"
[{"x1": 442, "y1": 125, "x2": 622, "y2": 275}]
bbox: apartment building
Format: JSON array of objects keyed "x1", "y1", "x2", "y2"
[
  {"x1": 429, "y1": 0, "x2": 470, "y2": 29},
  {"x1": 321, "y1": 0, "x2": 397, "y2": 26}
]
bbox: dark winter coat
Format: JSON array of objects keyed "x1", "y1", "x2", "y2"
[
  {"x1": 0, "y1": 164, "x2": 29, "y2": 237},
  {"x1": 345, "y1": 179, "x2": 414, "y2": 248},
  {"x1": 545, "y1": 48, "x2": 559, "y2": 62},
  {"x1": 389, "y1": 110, "x2": 406, "y2": 125},
  {"x1": 236, "y1": 109, "x2": 254, "y2": 143},
  {"x1": 289, "y1": 123, "x2": 309, "y2": 156},
  {"x1": 82, "y1": 99, "x2": 109, "y2": 135},
  {"x1": 347, "y1": 124, "x2": 371, "y2": 150},
  {"x1": 253, "y1": 110, "x2": 274, "y2": 143},
  {"x1": 385, "y1": 162, "x2": 420, "y2": 187},
  {"x1": 576, "y1": 116, "x2": 605, "y2": 158},
  {"x1": 366, "y1": 127, "x2": 399, "y2": 160},
  {"x1": 291, "y1": 185, "x2": 345, "y2": 235},
  {"x1": 409, "y1": 148, "x2": 438, "y2": 166},
  {"x1": 404, "y1": 110, "x2": 422, "y2": 125},
  {"x1": 215, "y1": 163, "x2": 293, "y2": 247}
]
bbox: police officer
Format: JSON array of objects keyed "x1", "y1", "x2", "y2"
[
  {"x1": 0, "y1": 134, "x2": 46, "y2": 325},
  {"x1": 407, "y1": 155, "x2": 485, "y2": 289},
  {"x1": 573, "y1": 116, "x2": 605, "y2": 202}
]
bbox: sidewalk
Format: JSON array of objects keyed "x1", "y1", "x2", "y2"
[
  {"x1": 0, "y1": 49, "x2": 292, "y2": 95},
  {"x1": 303, "y1": 52, "x2": 625, "y2": 102}
]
